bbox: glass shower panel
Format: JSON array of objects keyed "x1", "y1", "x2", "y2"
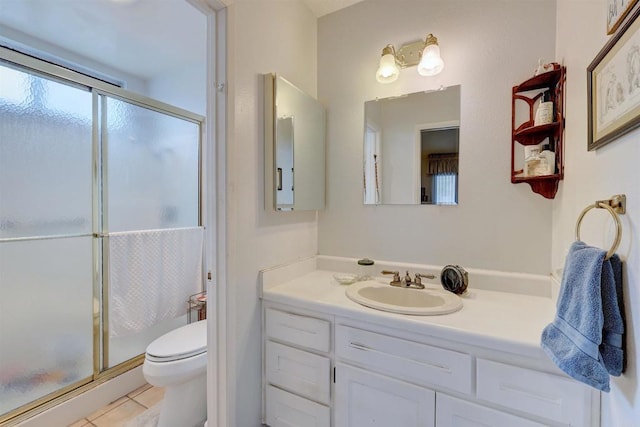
[
  {"x1": 0, "y1": 237, "x2": 93, "y2": 416},
  {"x1": 0, "y1": 51, "x2": 205, "y2": 418},
  {"x1": 0, "y1": 64, "x2": 92, "y2": 239},
  {"x1": 103, "y1": 96, "x2": 201, "y2": 368},
  {"x1": 104, "y1": 97, "x2": 200, "y2": 233}
]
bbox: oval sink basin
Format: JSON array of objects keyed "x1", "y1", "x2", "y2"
[{"x1": 345, "y1": 281, "x2": 463, "y2": 315}]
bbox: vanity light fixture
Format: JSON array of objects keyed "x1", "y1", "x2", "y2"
[
  {"x1": 375, "y1": 45, "x2": 400, "y2": 83},
  {"x1": 375, "y1": 33, "x2": 444, "y2": 83}
]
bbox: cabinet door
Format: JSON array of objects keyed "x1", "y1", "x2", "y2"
[
  {"x1": 334, "y1": 363, "x2": 435, "y2": 427},
  {"x1": 436, "y1": 394, "x2": 546, "y2": 427}
]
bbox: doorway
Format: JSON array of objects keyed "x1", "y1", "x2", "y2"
[{"x1": 0, "y1": 0, "x2": 217, "y2": 423}]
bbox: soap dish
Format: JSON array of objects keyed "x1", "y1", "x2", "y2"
[{"x1": 333, "y1": 273, "x2": 358, "y2": 285}]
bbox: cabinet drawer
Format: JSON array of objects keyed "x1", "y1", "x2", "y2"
[
  {"x1": 477, "y1": 359, "x2": 592, "y2": 426},
  {"x1": 266, "y1": 340, "x2": 331, "y2": 404},
  {"x1": 266, "y1": 385, "x2": 330, "y2": 427},
  {"x1": 266, "y1": 308, "x2": 330, "y2": 353},
  {"x1": 335, "y1": 325, "x2": 472, "y2": 394},
  {"x1": 436, "y1": 394, "x2": 546, "y2": 427}
]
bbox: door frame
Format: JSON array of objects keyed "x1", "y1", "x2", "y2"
[{"x1": 187, "y1": 1, "x2": 228, "y2": 426}]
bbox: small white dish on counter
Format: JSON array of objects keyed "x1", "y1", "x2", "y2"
[
  {"x1": 345, "y1": 280, "x2": 463, "y2": 315},
  {"x1": 333, "y1": 273, "x2": 359, "y2": 285}
]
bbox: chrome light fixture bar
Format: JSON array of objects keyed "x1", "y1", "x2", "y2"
[{"x1": 375, "y1": 33, "x2": 444, "y2": 83}]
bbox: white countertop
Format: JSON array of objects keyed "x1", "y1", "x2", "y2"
[{"x1": 262, "y1": 267, "x2": 558, "y2": 361}]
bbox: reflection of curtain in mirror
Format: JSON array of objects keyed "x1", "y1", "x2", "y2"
[
  {"x1": 364, "y1": 122, "x2": 381, "y2": 204},
  {"x1": 429, "y1": 153, "x2": 458, "y2": 205}
]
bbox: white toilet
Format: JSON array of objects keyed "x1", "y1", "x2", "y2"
[{"x1": 143, "y1": 319, "x2": 207, "y2": 427}]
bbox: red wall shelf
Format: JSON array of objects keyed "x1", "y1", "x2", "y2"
[{"x1": 511, "y1": 64, "x2": 566, "y2": 199}]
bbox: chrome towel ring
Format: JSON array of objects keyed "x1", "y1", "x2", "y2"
[{"x1": 575, "y1": 194, "x2": 626, "y2": 260}]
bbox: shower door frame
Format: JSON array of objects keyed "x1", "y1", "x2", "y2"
[
  {"x1": 0, "y1": 46, "x2": 206, "y2": 424},
  {"x1": 96, "y1": 89, "x2": 204, "y2": 370}
]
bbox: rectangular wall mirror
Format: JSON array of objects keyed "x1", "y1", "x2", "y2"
[
  {"x1": 264, "y1": 74, "x2": 326, "y2": 211},
  {"x1": 363, "y1": 85, "x2": 461, "y2": 205}
]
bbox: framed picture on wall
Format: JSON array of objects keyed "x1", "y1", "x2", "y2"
[
  {"x1": 589, "y1": 6, "x2": 640, "y2": 150},
  {"x1": 607, "y1": 0, "x2": 639, "y2": 34}
]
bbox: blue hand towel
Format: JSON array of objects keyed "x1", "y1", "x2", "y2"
[
  {"x1": 540, "y1": 241, "x2": 625, "y2": 392},
  {"x1": 600, "y1": 253, "x2": 624, "y2": 376}
]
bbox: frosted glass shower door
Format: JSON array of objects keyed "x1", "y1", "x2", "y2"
[
  {"x1": 0, "y1": 64, "x2": 93, "y2": 416},
  {"x1": 102, "y1": 96, "x2": 202, "y2": 368}
]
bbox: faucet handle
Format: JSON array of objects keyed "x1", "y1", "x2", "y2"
[
  {"x1": 415, "y1": 273, "x2": 436, "y2": 285},
  {"x1": 381, "y1": 270, "x2": 400, "y2": 282}
]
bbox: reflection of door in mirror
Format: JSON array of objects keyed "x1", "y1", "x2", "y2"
[
  {"x1": 420, "y1": 125, "x2": 459, "y2": 205},
  {"x1": 276, "y1": 116, "x2": 294, "y2": 208},
  {"x1": 364, "y1": 119, "x2": 381, "y2": 204},
  {"x1": 363, "y1": 86, "x2": 460, "y2": 205}
]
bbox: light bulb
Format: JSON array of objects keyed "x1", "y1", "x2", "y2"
[
  {"x1": 417, "y1": 35, "x2": 444, "y2": 77},
  {"x1": 376, "y1": 45, "x2": 399, "y2": 83}
]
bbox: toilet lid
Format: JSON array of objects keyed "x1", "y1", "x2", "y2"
[{"x1": 146, "y1": 320, "x2": 207, "y2": 362}]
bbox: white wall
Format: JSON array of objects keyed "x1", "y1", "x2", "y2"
[
  {"x1": 555, "y1": 1, "x2": 640, "y2": 425},
  {"x1": 224, "y1": 1, "x2": 318, "y2": 425},
  {"x1": 317, "y1": 0, "x2": 557, "y2": 275},
  {"x1": 148, "y1": 62, "x2": 207, "y2": 115}
]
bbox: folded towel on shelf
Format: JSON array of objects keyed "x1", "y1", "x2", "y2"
[{"x1": 540, "y1": 241, "x2": 625, "y2": 392}]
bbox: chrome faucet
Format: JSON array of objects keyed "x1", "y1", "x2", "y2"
[{"x1": 381, "y1": 270, "x2": 435, "y2": 289}]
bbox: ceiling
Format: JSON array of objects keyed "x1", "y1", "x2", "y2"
[
  {"x1": 0, "y1": 0, "x2": 362, "y2": 82},
  {"x1": 0, "y1": 0, "x2": 206, "y2": 80},
  {"x1": 219, "y1": 0, "x2": 365, "y2": 17},
  {"x1": 301, "y1": 0, "x2": 364, "y2": 17}
]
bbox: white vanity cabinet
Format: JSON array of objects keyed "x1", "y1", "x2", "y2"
[
  {"x1": 263, "y1": 305, "x2": 333, "y2": 427},
  {"x1": 262, "y1": 301, "x2": 599, "y2": 427},
  {"x1": 332, "y1": 322, "x2": 559, "y2": 427},
  {"x1": 333, "y1": 321, "x2": 597, "y2": 427}
]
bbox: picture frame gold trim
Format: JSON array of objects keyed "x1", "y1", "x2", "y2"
[
  {"x1": 607, "y1": 0, "x2": 639, "y2": 35},
  {"x1": 589, "y1": 6, "x2": 640, "y2": 150}
]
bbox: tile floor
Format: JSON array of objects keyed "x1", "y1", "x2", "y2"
[{"x1": 68, "y1": 384, "x2": 164, "y2": 427}]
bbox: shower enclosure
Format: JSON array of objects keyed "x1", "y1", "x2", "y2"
[{"x1": 0, "y1": 47, "x2": 204, "y2": 422}]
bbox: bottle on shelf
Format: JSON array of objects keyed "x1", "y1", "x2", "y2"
[
  {"x1": 524, "y1": 147, "x2": 547, "y2": 177},
  {"x1": 534, "y1": 91, "x2": 554, "y2": 126},
  {"x1": 540, "y1": 143, "x2": 555, "y2": 175}
]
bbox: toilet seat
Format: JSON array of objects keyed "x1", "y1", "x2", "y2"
[{"x1": 145, "y1": 319, "x2": 207, "y2": 363}]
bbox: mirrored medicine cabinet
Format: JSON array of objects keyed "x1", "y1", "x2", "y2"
[
  {"x1": 363, "y1": 85, "x2": 461, "y2": 205},
  {"x1": 264, "y1": 74, "x2": 326, "y2": 211}
]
